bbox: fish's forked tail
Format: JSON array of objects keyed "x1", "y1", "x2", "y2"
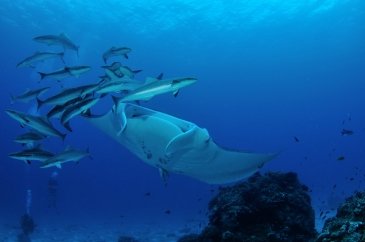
[
  {"x1": 36, "y1": 97, "x2": 44, "y2": 111},
  {"x1": 38, "y1": 72, "x2": 46, "y2": 80},
  {"x1": 76, "y1": 46, "x2": 80, "y2": 58},
  {"x1": 9, "y1": 93, "x2": 15, "y2": 104},
  {"x1": 59, "y1": 52, "x2": 66, "y2": 64},
  {"x1": 63, "y1": 121, "x2": 72, "y2": 132},
  {"x1": 86, "y1": 147, "x2": 93, "y2": 160},
  {"x1": 61, "y1": 133, "x2": 67, "y2": 142}
]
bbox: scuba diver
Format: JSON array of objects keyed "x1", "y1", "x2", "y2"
[{"x1": 18, "y1": 189, "x2": 35, "y2": 242}]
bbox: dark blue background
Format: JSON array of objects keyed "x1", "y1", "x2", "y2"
[{"x1": 0, "y1": 0, "x2": 364, "y2": 230}]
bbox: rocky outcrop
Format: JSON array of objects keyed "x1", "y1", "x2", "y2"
[
  {"x1": 179, "y1": 172, "x2": 317, "y2": 242},
  {"x1": 317, "y1": 191, "x2": 365, "y2": 242}
]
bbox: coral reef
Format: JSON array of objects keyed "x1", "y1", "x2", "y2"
[
  {"x1": 317, "y1": 191, "x2": 365, "y2": 242},
  {"x1": 179, "y1": 172, "x2": 317, "y2": 242}
]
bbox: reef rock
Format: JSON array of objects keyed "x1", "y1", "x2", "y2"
[
  {"x1": 181, "y1": 172, "x2": 317, "y2": 242},
  {"x1": 317, "y1": 191, "x2": 365, "y2": 242},
  {"x1": 177, "y1": 234, "x2": 201, "y2": 242}
]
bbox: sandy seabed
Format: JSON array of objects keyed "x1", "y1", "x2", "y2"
[{"x1": 0, "y1": 217, "x2": 204, "y2": 242}]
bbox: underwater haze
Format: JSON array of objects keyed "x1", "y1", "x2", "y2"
[{"x1": 1, "y1": 0, "x2": 365, "y2": 241}]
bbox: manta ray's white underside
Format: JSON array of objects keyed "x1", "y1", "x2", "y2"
[{"x1": 86, "y1": 103, "x2": 276, "y2": 184}]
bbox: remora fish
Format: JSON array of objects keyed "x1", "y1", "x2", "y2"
[
  {"x1": 61, "y1": 97, "x2": 100, "y2": 125},
  {"x1": 9, "y1": 146, "x2": 54, "y2": 164},
  {"x1": 37, "y1": 84, "x2": 98, "y2": 110},
  {"x1": 47, "y1": 95, "x2": 92, "y2": 119},
  {"x1": 102, "y1": 62, "x2": 142, "y2": 78},
  {"x1": 10, "y1": 87, "x2": 50, "y2": 104},
  {"x1": 67, "y1": 66, "x2": 92, "y2": 77},
  {"x1": 40, "y1": 147, "x2": 90, "y2": 169},
  {"x1": 5, "y1": 109, "x2": 66, "y2": 140},
  {"x1": 102, "y1": 47, "x2": 131, "y2": 63},
  {"x1": 38, "y1": 66, "x2": 91, "y2": 80},
  {"x1": 96, "y1": 80, "x2": 142, "y2": 94},
  {"x1": 14, "y1": 132, "x2": 46, "y2": 145},
  {"x1": 119, "y1": 77, "x2": 197, "y2": 103},
  {"x1": 17, "y1": 52, "x2": 64, "y2": 68},
  {"x1": 33, "y1": 33, "x2": 79, "y2": 55}
]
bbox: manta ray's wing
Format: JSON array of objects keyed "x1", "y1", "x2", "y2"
[{"x1": 165, "y1": 125, "x2": 276, "y2": 184}]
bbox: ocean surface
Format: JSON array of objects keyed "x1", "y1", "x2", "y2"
[{"x1": 0, "y1": 1, "x2": 364, "y2": 241}]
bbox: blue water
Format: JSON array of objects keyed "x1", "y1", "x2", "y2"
[{"x1": 1, "y1": 0, "x2": 365, "y2": 240}]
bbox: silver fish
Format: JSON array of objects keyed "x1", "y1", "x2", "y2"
[
  {"x1": 96, "y1": 80, "x2": 141, "y2": 94},
  {"x1": 14, "y1": 132, "x2": 46, "y2": 145},
  {"x1": 17, "y1": 52, "x2": 64, "y2": 68},
  {"x1": 9, "y1": 147, "x2": 54, "y2": 164},
  {"x1": 120, "y1": 77, "x2": 197, "y2": 103},
  {"x1": 102, "y1": 47, "x2": 131, "y2": 63},
  {"x1": 36, "y1": 84, "x2": 98, "y2": 110},
  {"x1": 61, "y1": 97, "x2": 100, "y2": 125},
  {"x1": 40, "y1": 147, "x2": 90, "y2": 169},
  {"x1": 38, "y1": 66, "x2": 91, "y2": 81},
  {"x1": 33, "y1": 33, "x2": 79, "y2": 55},
  {"x1": 10, "y1": 87, "x2": 50, "y2": 104},
  {"x1": 102, "y1": 62, "x2": 142, "y2": 78},
  {"x1": 5, "y1": 109, "x2": 66, "y2": 140},
  {"x1": 47, "y1": 95, "x2": 92, "y2": 119}
]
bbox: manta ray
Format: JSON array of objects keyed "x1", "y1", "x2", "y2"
[{"x1": 86, "y1": 103, "x2": 276, "y2": 184}]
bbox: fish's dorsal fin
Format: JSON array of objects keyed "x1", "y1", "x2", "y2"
[
  {"x1": 59, "y1": 33, "x2": 68, "y2": 38},
  {"x1": 173, "y1": 90, "x2": 179, "y2": 97},
  {"x1": 157, "y1": 73, "x2": 164, "y2": 80},
  {"x1": 40, "y1": 116, "x2": 51, "y2": 125},
  {"x1": 63, "y1": 121, "x2": 73, "y2": 132}
]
